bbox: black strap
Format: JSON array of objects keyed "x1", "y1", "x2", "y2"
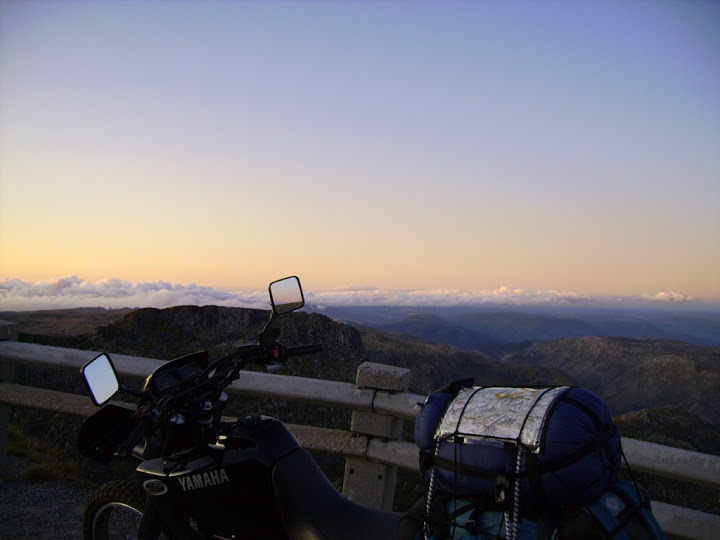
[
  {"x1": 537, "y1": 510, "x2": 561, "y2": 540},
  {"x1": 425, "y1": 451, "x2": 507, "y2": 479},
  {"x1": 427, "y1": 492, "x2": 452, "y2": 540},
  {"x1": 563, "y1": 395, "x2": 604, "y2": 430},
  {"x1": 442, "y1": 499, "x2": 502, "y2": 537},
  {"x1": 610, "y1": 482, "x2": 653, "y2": 536},
  {"x1": 525, "y1": 452, "x2": 545, "y2": 506},
  {"x1": 463, "y1": 504, "x2": 485, "y2": 536},
  {"x1": 437, "y1": 378, "x2": 475, "y2": 394},
  {"x1": 446, "y1": 500, "x2": 479, "y2": 521}
]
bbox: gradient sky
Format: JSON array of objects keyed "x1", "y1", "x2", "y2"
[{"x1": 1, "y1": 1, "x2": 719, "y2": 301}]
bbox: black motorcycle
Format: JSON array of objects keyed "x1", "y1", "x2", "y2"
[{"x1": 79, "y1": 276, "x2": 421, "y2": 540}]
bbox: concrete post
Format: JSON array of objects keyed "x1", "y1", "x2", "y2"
[
  {"x1": 342, "y1": 362, "x2": 411, "y2": 511},
  {"x1": 0, "y1": 322, "x2": 19, "y2": 476}
]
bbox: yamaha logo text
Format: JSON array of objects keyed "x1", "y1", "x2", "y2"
[{"x1": 178, "y1": 468, "x2": 230, "y2": 491}]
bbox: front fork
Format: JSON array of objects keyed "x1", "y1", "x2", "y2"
[
  {"x1": 138, "y1": 493, "x2": 210, "y2": 540},
  {"x1": 137, "y1": 498, "x2": 165, "y2": 540}
]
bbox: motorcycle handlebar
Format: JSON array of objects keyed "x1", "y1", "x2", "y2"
[{"x1": 218, "y1": 342, "x2": 322, "y2": 372}]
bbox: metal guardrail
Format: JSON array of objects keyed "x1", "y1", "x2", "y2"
[{"x1": 1, "y1": 337, "x2": 719, "y2": 539}]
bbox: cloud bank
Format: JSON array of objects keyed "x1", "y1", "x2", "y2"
[
  {"x1": 0, "y1": 276, "x2": 268, "y2": 311},
  {"x1": 306, "y1": 286, "x2": 590, "y2": 307},
  {"x1": 0, "y1": 276, "x2": 708, "y2": 312}
]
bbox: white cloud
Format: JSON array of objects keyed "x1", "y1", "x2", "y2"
[
  {"x1": 0, "y1": 276, "x2": 706, "y2": 312},
  {"x1": 0, "y1": 276, "x2": 268, "y2": 311},
  {"x1": 304, "y1": 286, "x2": 589, "y2": 307},
  {"x1": 640, "y1": 291, "x2": 694, "y2": 303}
]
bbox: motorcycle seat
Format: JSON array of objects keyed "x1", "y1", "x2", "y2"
[{"x1": 272, "y1": 447, "x2": 421, "y2": 540}]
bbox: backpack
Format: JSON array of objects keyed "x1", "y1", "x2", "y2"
[
  {"x1": 555, "y1": 479, "x2": 666, "y2": 540},
  {"x1": 423, "y1": 494, "x2": 539, "y2": 539},
  {"x1": 415, "y1": 479, "x2": 666, "y2": 540}
]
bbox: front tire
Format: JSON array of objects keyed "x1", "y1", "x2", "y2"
[{"x1": 83, "y1": 480, "x2": 153, "y2": 540}]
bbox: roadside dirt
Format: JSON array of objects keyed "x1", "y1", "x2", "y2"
[{"x1": 0, "y1": 456, "x2": 93, "y2": 539}]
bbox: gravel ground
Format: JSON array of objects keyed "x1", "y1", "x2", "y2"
[{"x1": 0, "y1": 456, "x2": 94, "y2": 539}]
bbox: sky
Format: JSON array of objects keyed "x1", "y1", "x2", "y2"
[{"x1": 1, "y1": 0, "x2": 719, "y2": 311}]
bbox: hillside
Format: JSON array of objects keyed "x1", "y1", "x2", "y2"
[
  {"x1": 498, "y1": 336, "x2": 720, "y2": 424},
  {"x1": 358, "y1": 326, "x2": 571, "y2": 392},
  {"x1": 612, "y1": 406, "x2": 720, "y2": 513},
  {"x1": 614, "y1": 406, "x2": 720, "y2": 455},
  {"x1": 449, "y1": 311, "x2": 720, "y2": 346},
  {"x1": 11, "y1": 305, "x2": 571, "y2": 395},
  {"x1": 0, "y1": 307, "x2": 132, "y2": 336},
  {"x1": 320, "y1": 305, "x2": 720, "y2": 351},
  {"x1": 378, "y1": 314, "x2": 500, "y2": 352}
]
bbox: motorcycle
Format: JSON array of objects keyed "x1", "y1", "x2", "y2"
[{"x1": 78, "y1": 276, "x2": 422, "y2": 540}]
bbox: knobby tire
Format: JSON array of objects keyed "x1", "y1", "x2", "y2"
[{"x1": 83, "y1": 480, "x2": 169, "y2": 540}]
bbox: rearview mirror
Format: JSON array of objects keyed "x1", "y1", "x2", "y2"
[
  {"x1": 269, "y1": 276, "x2": 304, "y2": 315},
  {"x1": 82, "y1": 353, "x2": 120, "y2": 406}
]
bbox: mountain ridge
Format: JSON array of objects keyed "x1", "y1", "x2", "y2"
[
  {"x1": 318, "y1": 305, "x2": 720, "y2": 349},
  {"x1": 498, "y1": 336, "x2": 720, "y2": 422},
  {"x1": 5, "y1": 305, "x2": 719, "y2": 513}
]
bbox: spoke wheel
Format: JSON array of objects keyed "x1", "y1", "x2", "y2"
[{"x1": 83, "y1": 480, "x2": 151, "y2": 540}]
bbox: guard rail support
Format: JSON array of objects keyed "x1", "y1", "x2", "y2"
[{"x1": 341, "y1": 362, "x2": 411, "y2": 511}]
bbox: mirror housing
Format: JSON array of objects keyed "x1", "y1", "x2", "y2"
[
  {"x1": 82, "y1": 353, "x2": 120, "y2": 406},
  {"x1": 269, "y1": 276, "x2": 305, "y2": 315}
]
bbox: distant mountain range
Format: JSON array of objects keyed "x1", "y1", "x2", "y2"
[{"x1": 314, "y1": 305, "x2": 720, "y2": 352}]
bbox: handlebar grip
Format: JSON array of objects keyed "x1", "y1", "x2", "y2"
[{"x1": 286, "y1": 344, "x2": 324, "y2": 357}]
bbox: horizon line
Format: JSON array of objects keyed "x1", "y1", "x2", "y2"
[{"x1": 1, "y1": 275, "x2": 719, "y2": 313}]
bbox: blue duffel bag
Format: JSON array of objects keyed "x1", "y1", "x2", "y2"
[{"x1": 415, "y1": 382, "x2": 621, "y2": 510}]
